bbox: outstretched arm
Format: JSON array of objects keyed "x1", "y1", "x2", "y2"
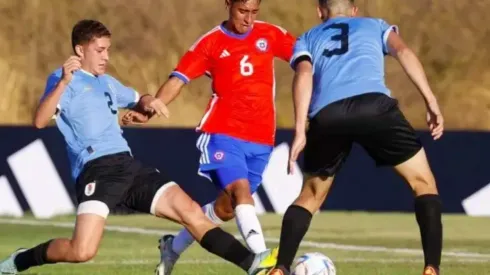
[
  {"x1": 387, "y1": 32, "x2": 436, "y2": 105},
  {"x1": 154, "y1": 76, "x2": 186, "y2": 106},
  {"x1": 125, "y1": 76, "x2": 186, "y2": 124},
  {"x1": 128, "y1": 34, "x2": 211, "y2": 121},
  {"x1": 387, "y1": 31, "x2": 444, "y2": 140}
]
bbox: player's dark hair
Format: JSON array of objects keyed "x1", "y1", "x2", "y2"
[
  {"x1": 318, "y1": 0, "x2": 354, "y2": 8},
  {"x1": 230, "y1": 0, "x2": 262, "y2": 4},
  {"x1": 71, "y1": 20, "x2": 111, "y2": 53}
]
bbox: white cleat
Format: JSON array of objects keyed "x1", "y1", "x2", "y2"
[
  {"x1": 155, "y1": 235, "x2": 180, "y2": 275},
  {"x1": 0, "y1": 248, "x2": 27, "y2": 275}
]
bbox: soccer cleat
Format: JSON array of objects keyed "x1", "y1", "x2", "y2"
[
  {"x1": 423, "y1": 265, "x2": 439, "y2": 275},
  {"x1": 0, "y1": 248, "x2": 26, "y2": 275},
  {"x1": 154, "y1": 235, "x2": 180, "y2": 275},
  {"x1": 248, "y1": 247, "x2": 279, "y2": 275}
]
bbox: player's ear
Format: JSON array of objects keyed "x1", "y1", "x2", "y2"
[
  {"x1": 74, "y1": 44, "x2": 84, "y2": 58},
  {"x1": 351, "y1": 6, "x2": 359, "y2": 17},
  {"x1": 316, "y1": 6, "x2": 324, "y2": 21},
  {"x1": 225, "y1": 0, "x2": 231, "y2": 9}
]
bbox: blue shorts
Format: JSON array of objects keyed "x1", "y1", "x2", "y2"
[{"x1": 196, "y1": 133, "x2": 273, "y2": 194}]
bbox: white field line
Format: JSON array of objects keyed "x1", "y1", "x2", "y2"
[
  {"x1": 84, "y1": 258, "x2": 490, "y2": 266},
  {"x1": 1, "y1": 218, "x2": 489, "y2": 259}
]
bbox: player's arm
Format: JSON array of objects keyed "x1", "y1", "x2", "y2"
[
  {"x1": 154, "y1": 75, "x2": 186, "y2": 107},
  {"x1": 387, "y1": 31, "x2": 444, "y2": 139},
  {"x1": 288, "y1": 56, "x2": 313, "y2": 174},
  {"x1": 271, "y1": 25, "x2": 296, "y2": 62},
  {"x1": 107, "y1": 76, "x2": 141, "y2": 110},
  {"x1": 290, "y1": 34, "x2": 313, "y2": 132},
  {"x1": 105, "y1": 75, "x2": 156, "y2": 124},
  {"x1": 123, "y1": 42, "x2": 211, "y2": 123},
  {"x1": 292, "y1": 59, "x2": 314, "y2": 133},
  {"x1": 148, "y1": 40, "x2": 211, "y2": 118},
  {"x1": 33, "y1": 75, "x2": 67, "y2": 128},
  {"x1": 155, "y1": 45, "x2": 211, "y2": 105},
  {"x1": 387, "y1": 32, "x2": 437, "y2": 105},
  {"x1": 128, "y1": 76, "x2": 185, "y2": 120},
  {"x1": 33, "y1": 56, "x2": 80, "y2": 129}
]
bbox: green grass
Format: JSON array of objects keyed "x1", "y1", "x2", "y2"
[{"x1": 1, "y1": 212, "x2": 489, "y2": 274}]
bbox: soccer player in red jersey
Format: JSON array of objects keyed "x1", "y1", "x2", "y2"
[{"x1": 123, "y1": 0, "x2": 295, "y2": 274}]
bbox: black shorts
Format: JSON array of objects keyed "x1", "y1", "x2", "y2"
[
  {"x1": 75, "y1": 152, "x2": 176, "y2": 218},
  {"x1": 304, "y1": 93, "x2": 422, "y2": 176}
]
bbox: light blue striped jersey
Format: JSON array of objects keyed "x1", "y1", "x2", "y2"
[
  {"x1": 41, "y1": 69, "x2": 139, "y2": 179},
  {"x1": 290, "y1": 17, "x2": 398, "y2": 118}
]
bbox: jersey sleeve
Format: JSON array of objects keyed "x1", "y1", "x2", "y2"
[
  {"x1": 106, "y1": 75, "x2": 140, "y2": 109},
  {"x1": 170, "y1": 36, "x2": 212, "y2": 84},
  {"x1": 289, "y1": 32, "x2": 312, "y2": 69},
  {"x1": 270, "y1": 24, "x2": 296, "y2": 62},
  {"x1": 40, "y1": 70, "x2": 71, "y2": 118},
  {"x1": 379, "y1": 19, "x2": 399, "y2": 55}
]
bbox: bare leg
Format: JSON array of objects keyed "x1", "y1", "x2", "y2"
[
  {"x1": 153, "y1": 184, "x2": 264, "y2": 272},
  {"x1": 13, "y1": 212, "x2": 106, "y2": 272},
  {"x1": 394, "y1": 148, "x2": 442, "y2": 272}
]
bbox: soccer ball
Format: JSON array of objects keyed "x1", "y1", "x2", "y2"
[{"x1": 292, "y1": 252, "x2": 336, "y2": 275}]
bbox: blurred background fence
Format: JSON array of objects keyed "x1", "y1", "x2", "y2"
[{"x1": 0, "y1": 0, "x2": 489, "y2": 128}]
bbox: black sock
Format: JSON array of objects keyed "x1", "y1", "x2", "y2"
[
  {"x1": 415, "y1": 194, "x2": 443, "y2": 269},
  {"x1": 276, "y1": 205, "x2": 313, "y2": 271},
  {"x1": 199, "y1": 227, "x2": 254, "y2": 271},
  {"x1": 14, "y1": 240, "x2": 53, "y2": 272}
]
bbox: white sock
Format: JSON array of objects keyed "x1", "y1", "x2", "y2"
[
  {"x1": 172, "y1": 201, "x2": 224, "y2": 255},
  {"x1": 235, "y1": 204, "x2": 267, "y2": 253}
]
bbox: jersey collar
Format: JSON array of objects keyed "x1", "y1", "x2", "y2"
[
  {"x1": 219, "y1": 21, "x2": 253, "y2": 40},
  {"x1": 79, "y1": 69, "x2": 96, "y2": 78}
]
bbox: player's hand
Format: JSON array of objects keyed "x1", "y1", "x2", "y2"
[
  {"x1": 61, "y1": 56, "x2": 82, "y2": 83},
  {"x1": 426, "y1": 100, "x2": 444, "y2": 140},
  {"x1": 122, "y1": 110, "x2": 149, "y2": 125},
  {"x1": 147, "y1": 98, "x2": 170, "y2": 118},
  {"x1": 288, "y1": 131, "x2": 306, "y2": 175}
]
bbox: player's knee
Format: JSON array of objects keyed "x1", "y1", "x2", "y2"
[
  {"x1": 295, "y1": 175, "x2": 331, "y2": 212},
  {"x1": 303, "y1": 175, "x2": 330, "y2": 201},
  {"x1": 70, "y1": 241, "x2": 98, "y2": 263},
  {"x1": 181, "y1": 200, "x2": 207, "y2": 226},
  {"x1": 213, "y1": 192, "x2": 235, "y2": 222},
  {"x1": 225, "y1": 179, "x2": 254, "y2": 205},
  {"x1": 396, "y1": 149, "x2": 438, "y2": 196},
  {"x1": 73, "y1": 250, "x2": 96, "y2": 263},
  {"x1": 213, "y1": 201, "x2": 235, "y2": 222},
  {"x1": 408, "y1": 173, "x2": 438, "y2": 196}
]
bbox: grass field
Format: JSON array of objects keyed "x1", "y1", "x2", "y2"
[{"x1": 1, "y1": 212, "x2": 489, "y2": 275}]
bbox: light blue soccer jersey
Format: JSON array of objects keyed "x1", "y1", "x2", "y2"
[
  {"x1": 290, "y1": 17, "x2": 398, "y2": 118},
  {"x1": 41, "y1": 69, "x2": 139, "y2": 179}
]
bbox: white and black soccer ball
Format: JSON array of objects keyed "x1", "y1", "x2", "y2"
[{"x1": 292, "y1": 252, "x2": 336, "y2": 275}]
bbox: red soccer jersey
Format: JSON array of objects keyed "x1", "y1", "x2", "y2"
[{"x1": 171, "y1": 21, "x2": 295, "y2": 145}]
